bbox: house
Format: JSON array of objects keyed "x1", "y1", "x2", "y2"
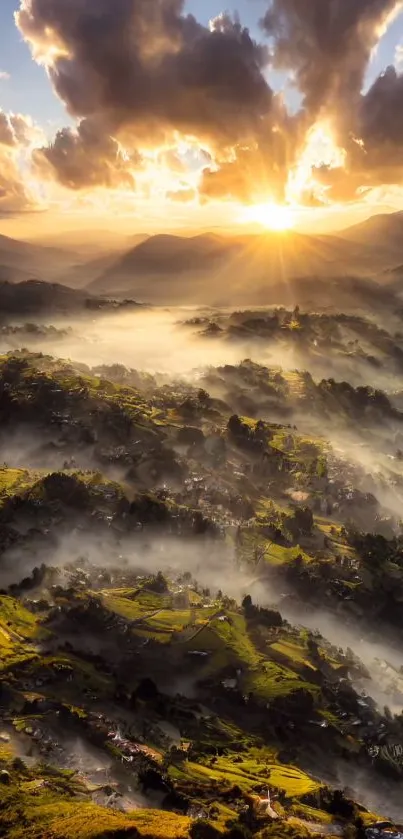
[{"x1": 254, "y1": 790, "x2": 279, "y2": 820}]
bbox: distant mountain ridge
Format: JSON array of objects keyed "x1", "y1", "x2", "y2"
[
  {"x1": 86, "y1": 224, "x2": 401, "y2": 305},
  {"x1": 2, "y1": 210, "x2": 403, "y2": 303},
  {"x1": 0, "y1": 233, "x2": 80, "y2": 284},
  {"x1": 0, "y1": 279, "x2": 142, "y2": 318},
  {"x1": 339, "y1": 210, "x2": 403, "y2": 248}
]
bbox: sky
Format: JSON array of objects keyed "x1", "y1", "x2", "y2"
[{"x1": 1, "y1": 0, "x2": 403, "y2": 239}]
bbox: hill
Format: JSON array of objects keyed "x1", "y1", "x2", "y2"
[
  {"x1": 0, "y1": 280, "x2": 141, "y2": 318},
  {"x1": 26, "y1": 231, "x2": 150, "y2": 289},
  {"x1": 25, "y1": 229, "x2": 133, "y2": 257},
  {"x1": 87, "y1": 232, "x2": 241, "y2": 298},
  {"x1": 338, "y1": 211, "x2": 403, "y2": 266},
  {"x1": 0, "y1": 234, "x2": 79, "y2": 284},
  {"x1": 87, "y1": 229, "x2": 393, "y2": 305}
]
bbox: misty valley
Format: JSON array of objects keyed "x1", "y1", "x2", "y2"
[{"x1": 1, "y1": 221, "x2": 403, "y2": 839}]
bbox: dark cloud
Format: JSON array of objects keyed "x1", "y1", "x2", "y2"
[
  {"x1": 361, "y1": 64, "x2": 403, "y2": 147},
  {"x1": 33, "y1": 118, "x2": 140, "y2": 189},
  {"x1": 310, "y1": 66, "x2": 403, "y2": 201},
  {"x1": 260, "y1": 0, "x2": 403, "y2": 202},
  {"x1": 262, "y1": 0, "x2": 401, "y2": 129},
  {"x1": 17, "y1": 0, "x2": 272, "y2": 149}
]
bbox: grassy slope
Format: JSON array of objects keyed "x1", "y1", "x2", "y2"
[
  {"x1": 1, "y1": 788, "x2": 191, "y2": 839},
  {"x1": 0, "y1": 596, "x2": 43, "y2": 671}
]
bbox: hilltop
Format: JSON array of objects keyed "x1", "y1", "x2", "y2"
[
  {"x1": 87, "y1": 231, "x2": 389, "y2": 305},
  {"x1": 0, "y1": 280, "x2": 142, "y2": 320},
  {"x1": 339, "y1": 212, "x2": 403, "y2": 258}
]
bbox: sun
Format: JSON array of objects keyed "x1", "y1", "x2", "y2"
[{"x1": 242, "y1": 202, "x2": 295, "y2": 231}]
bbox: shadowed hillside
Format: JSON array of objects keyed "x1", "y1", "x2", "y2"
[{"x1": 86, "y1": 225, "x2": 400, "y2": 304}]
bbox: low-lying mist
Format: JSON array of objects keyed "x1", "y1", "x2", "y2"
[
  {"x1": 2, "y1": 306, "x2": 402, "y2": 393},
  {"x1": 0, "y1": 529, "x2": 263, "y2": 601},
  {"x1": 279, "y1": 599, "x2": 403, "y2": 709},
  {"x1": 3, "y1": 523, "x2": 402, "y2": 706},
  {"x1": 2, "y1": 309, "x2": 247, "y2": 376}
]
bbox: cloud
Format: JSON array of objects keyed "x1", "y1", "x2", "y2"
[
  {"x1": 0, "y1": 160, "x2": 32, "y2": 214},
  {"x1": 311, "y1": 65, "x2": 403, "y2": 201},
  {"x1": 13, "y1": 0, "x2": 403, "y2": 209},
  {"x1": 0, "y1": 110, "x2": 40, "y2": 148},
  {"x1": 395, "y1": 43, "x2": 403, "y2": 69},
  {"x1": 0, "y1": 113, "x2": 16, "y2": 147},
  {"x1": 15, "y1": 0, "x2": 286, "y2": 203},
  {"x1": 259, "y1": 0, "x2": 403, "y2": 204},
  {"x1": 199, "y1": 103, "x2": 303, "y2": 204},
  {"x1": 0, "y1": 110, "x2": 43, "y2": 213},
  {"x1": 166, "y1": 186, "x2": 196, "y2": 202},
  {"x1": 356, "y1": 66, "x2": 403, "y2": 183},
  {"x1": 33, "y1": 118, "x2": 141, "y2": 190},
  {"x1": 16, "y1": 0, "x2": 272, "y2": 150},
  {"x1": 262, "y1": 0, "x2": 403, "y2": 129},
  {"x1": 0, "y1": 71, "x2": 10, "y2": 81},
  {"x1": 361, "y1": 64, "x2": 403, "y2": 147}
]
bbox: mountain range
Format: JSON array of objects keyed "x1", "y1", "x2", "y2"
[
  {"x1": 0, "y1": 233, "x2": 80, "y2": 285},
  {"x1": 2, "y1": 211, "x2": 403, "y2": 306}
]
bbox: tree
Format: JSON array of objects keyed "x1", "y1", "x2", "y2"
[
  {"x1": 228, "y1": 415, "x2": 243, "y2": 437},
  {"x1": 275, "y1": 687, "x2": 314, "y2": 716},
  {"x1": 180, "y1": 398, "x2": 197, "y2": 417},
  {"x1": 317, "y1": 456, "x2": 328, "y2": 479},
  {"x1": 197, "y1": 389, "x2": 209, "y2": 405},
  {"x1": 259, "y1": 608, "x2": 283, "y2": 628},
  {"x1": 148, "y1": 571, "x2": 168, "y2": 593},
  {"x1": 307, "y1": 635, "x2": 319, "y2": 658},
  {"x1": 291, "y1": 553, "x2": 304, "y2": 570},
  {"x1": 242, "y1": 594, "x2": 253, "y2": 613},
  {"x1": 327, "y1": 789, "x2": 356, "y2": 820},
  {"x1": 134, "y1": 678, "x2": 158, "y2": 702},
  {"x1": 294, "y1": 506, "x2": 314, "y2": 534},
  {"x1": 255, "y1": 420, "x2": 266, "y2": 439}
]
